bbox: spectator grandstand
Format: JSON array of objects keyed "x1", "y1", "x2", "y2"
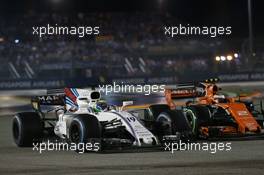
[{"x1": 0, "y1": 12, "x2": 263, "y2": 86}]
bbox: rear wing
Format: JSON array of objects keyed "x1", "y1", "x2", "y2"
[
  {"x1": 165, "y1": 78, "x2": 219, "y2": 100},
  {"x1": 31, "y1": 95, "x2": 65, "y2": 106},
  {"x1": 165, "y1": 84, "x2": 205, "y2": 99},
  {"x1": 31, "y1": 88, "x2": 101, "y2": 111},
  {"x1": 31, "y1": 89, "x2": 65, "y2": 106},
  {"x1": 31, "y1": 89, "x2": 66, "y2": 111}
]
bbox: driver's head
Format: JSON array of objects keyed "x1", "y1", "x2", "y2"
[
  {"x1": 96, "y1": 101, "x2": 108, "y2": 111},
  {"x1": 214, "y1": 95, "x2": 226, "y2": 103},
  {"x1": 208, "y1": 84, "x2": 218, "y2": 95}
]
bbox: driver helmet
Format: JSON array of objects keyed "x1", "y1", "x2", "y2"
[
  {"x1": 95, "y1": 100, "x2": 108, "y2": 112},
  {"x1": 213, "y1": 94, "x2": 226, "y2": 103}
]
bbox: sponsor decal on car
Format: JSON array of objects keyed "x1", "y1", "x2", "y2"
[{"x1": 237, "y1": 111, "x2": 248, "y2": 116}]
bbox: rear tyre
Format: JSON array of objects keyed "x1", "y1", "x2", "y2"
[
  {"x1": 185, "y1": 105, "x2": 211, "y2": 138},
  {"x1": 69, "y1": 115, "x2": 101, "y2": 152},
  {"x1": 12, "y1": 112, "x2": 43, "y2": 147},
  {"x1": 185, "y1": 108, "x2": 198, "y2": 137}
]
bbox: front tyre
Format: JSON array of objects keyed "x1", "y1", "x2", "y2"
[
  {"x1": 69, "y1": 115, "x2": 101, "y2": 152},
  {"x1": 12, "y1": 112, "x2": 43, "y2": 147},
  {"x1": 156, "y1": 110, "x2": 192, "y2": 142}
]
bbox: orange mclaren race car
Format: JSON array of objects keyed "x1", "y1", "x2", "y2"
[{"x1": 165, "y1": 79, "x2": 264, "y2": 138}]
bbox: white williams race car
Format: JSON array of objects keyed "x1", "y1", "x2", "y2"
[{"x1": 12, "y1": 88, "x2": 190, "y2": 152}]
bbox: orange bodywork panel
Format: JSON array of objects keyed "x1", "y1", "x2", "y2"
[
  {"x1": 200, "y1": 126, "x2": 237, "y2": 137},
  {"x1": 217, "y1": 103, "x2": 261, "y2": 134},
  {"x1": 164, "y1": 81, "x2": 262, "y2": 136}
]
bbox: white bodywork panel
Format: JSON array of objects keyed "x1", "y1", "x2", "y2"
[
  {"x1": 96, "y1": 111, "x2": 157, "y2": 146},
  {"x1": 53, "y1": 88, "x2": 158, "y2": 146}
]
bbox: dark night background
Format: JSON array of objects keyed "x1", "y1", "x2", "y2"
[
  {"x1": 1, "y1": 0, "x2": 264, "y2": 38},
  {"x1": 0, "y1": 0, "x2": 264, "y2": 87}
]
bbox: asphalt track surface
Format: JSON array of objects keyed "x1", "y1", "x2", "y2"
[
  {"x1": 1, "y1": 115, "x2": 264, "y2": 175},
  {"x1": 1, "y1": 87, "x2": 264, "y2": 175}
]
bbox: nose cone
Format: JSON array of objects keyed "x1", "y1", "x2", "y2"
[{"x1": 227, "y1": 103, "x2": 261, "y2": 132}]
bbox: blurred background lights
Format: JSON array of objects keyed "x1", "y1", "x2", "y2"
[
  {"x1": 220, "y1": 56, "x2": 226, "y2": 61},
  {"x1": 215, "y1": 53, "x2": 238, "y2": 62},
  {"x1": 215, "y1": 56, "x2": 221, "y2": 61},
  {"x1": 227, "y1": 55, "x2": 233, "y2": 61}
]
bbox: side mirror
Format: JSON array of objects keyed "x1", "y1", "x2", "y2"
[{"x1": 121, "y1": 101, "x2": 133, "y2": 111}]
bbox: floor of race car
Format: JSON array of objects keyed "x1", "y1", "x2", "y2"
[{"x1": 1, "y1": 115, "x2": 264, "y2": 175}]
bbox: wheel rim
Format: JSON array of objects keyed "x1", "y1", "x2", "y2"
[
  {"x1": 186, "y1": 113, "x2": 194, "y2": 127},
  {"x1": 157, "y1": 114, "x2": 172, "y2": 135},
  {"x1": 13, "y1": 120, "x2": 19, "y2": 140},
  {"x1": 185, "y1": 110, "x2": 196, "y2": 133},
  {"x1": 70, "y1": 124, "x2": 80, "y2": 144},
  {"x1": 13, "y1": 123, "x2": 19, "y2": 139}
]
